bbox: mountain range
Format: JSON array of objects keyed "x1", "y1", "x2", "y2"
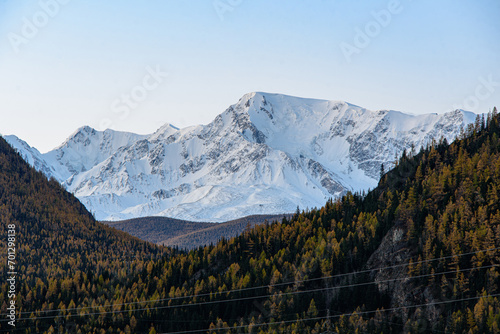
[
  {"x1": 5, "y1": 92, "x2": 477, "y2": 222},
  {"x1": 1, "y1": 105, "x2": 499, "y2": 333}
]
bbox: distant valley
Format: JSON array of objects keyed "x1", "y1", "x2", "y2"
[{"x1": 105, "y1": 214, "x2": 291, "y2": 249}]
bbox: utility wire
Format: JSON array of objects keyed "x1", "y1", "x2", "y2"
[
  {"x1": 3, "y1": 262, "x2": 498, "y2": 323},
  {"x1": 5, "y1": 246, "x2": 498, "y2": 317},
  {"x1": 158, "y1": 292, "x2": 500, "y2": 334}
]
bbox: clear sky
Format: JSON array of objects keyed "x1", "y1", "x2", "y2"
[{"x1": 0, "y1": 0, "x2": 499, "y2": 153}]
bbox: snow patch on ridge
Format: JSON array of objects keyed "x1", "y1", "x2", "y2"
[{"x1": 4, "y1": 93, "x2": 479, "y2": 222}]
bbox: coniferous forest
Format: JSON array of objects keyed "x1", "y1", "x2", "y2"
[{"x1": 1, "y1": 107, "x2": 500, "y2": 333}]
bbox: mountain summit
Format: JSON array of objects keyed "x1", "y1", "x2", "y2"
[{"x1": 5, "y1": 92, "x2": 477, "y2": 221}]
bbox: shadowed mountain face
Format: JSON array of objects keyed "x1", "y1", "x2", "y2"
[
  {"x1": 104, "y1": 214, "x2": 292, "y2": 249},
  {"x1": 6, "y1": 92, "x2": 477, "y2": 222}
]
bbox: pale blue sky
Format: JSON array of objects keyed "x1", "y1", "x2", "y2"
[{"x1": 0, "y1": 0, "x2": 499, "y2": 152}]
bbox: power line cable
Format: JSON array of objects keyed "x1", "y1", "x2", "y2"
[
  {"x1": 158, "y1": 292, "x2": 500, "y2": 334},
  {"x1": 4, "y1": 262, "x2": 498, "y2": 323},
  {"x1": 5, "y1": 246, "x2": 498, "y2": 317}
]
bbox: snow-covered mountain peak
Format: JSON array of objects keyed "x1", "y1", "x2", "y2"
[
  {"x1": 55, "y1": 125, "x2": 145, "y2": 150},
  {"x1": 149, "y1": 123, "x2": 180, "y2": 141},
  {"x1": 57, "y1": 125, "x2": 99, "y2": 149},
  {"x1": 4, "y1": 92, "x2": 480, "y2": 222},
  {"x1": 238, "y1": 92, "x2": 368, "y2": 129},
  {"x1": 43, "y1": 126, "x2": 148, "y2": 181},
  {"x1": 3, "y1": 135, "x2": 56, "y2": 178}
]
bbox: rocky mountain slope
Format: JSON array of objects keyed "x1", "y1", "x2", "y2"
[{"x1": 5, "y1": 92, "x2": 477, "y2": 221}]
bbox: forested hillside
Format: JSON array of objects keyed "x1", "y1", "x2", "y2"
[
  {"x1": 1, "y1": 107, "x2": 499, "y2": 333},
  {"x1": 125, "y1": 107, "x2": 498, "y2": 333},
  {"x1": 0, "y1": 137, "x2": 166, "y2": 333}
]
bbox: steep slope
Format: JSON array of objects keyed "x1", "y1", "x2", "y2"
[
  {"x1": 117, "y1": 108, "x2": 499, "y2": 333},
  {"x1": 0, "y1": 136, "x2": 165, "y2": 334},
  {"x1": 18, "y1": 107, "x2": 495, "y2": 334},
  {"x1": 44, "y1": 126, "x2": 150, "y2": 182},
  {"x1": 3, "y1": 108, "x2": 498, "y2": 333},
  {"x1": 3, "y1": 135, "x2": 57, "y2": 179},
  {"x1": 6, "y1": 92, "x2": 477, "y2": 222},
  {"x1": 362, "y1": 111, "x2": 500, "y2": 332}
]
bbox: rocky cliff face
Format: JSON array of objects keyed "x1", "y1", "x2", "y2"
[
  {"x1": 366, "y1": 220, "x2": 441, "y2": 328},
  {"x1": 5, "y1": 92, "x2": 477, "y2": 221}
]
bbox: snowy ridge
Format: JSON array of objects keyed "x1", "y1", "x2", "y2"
[
  {"x1": 3, "y1": 135, "x2": 57, "y2": 178},
  {"x1": 4, "y1": 92, "x2": 478, "y2": 222}
]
